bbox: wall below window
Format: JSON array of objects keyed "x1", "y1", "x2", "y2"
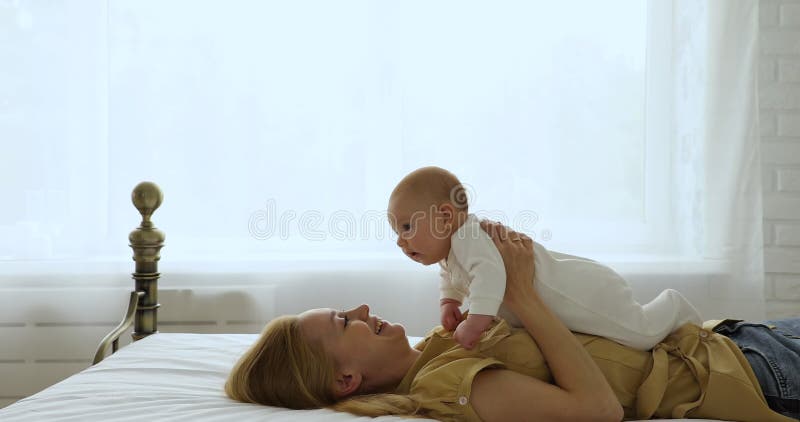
[{"x1": 760, "y1": 0, "x2": 800, "y2": 318}]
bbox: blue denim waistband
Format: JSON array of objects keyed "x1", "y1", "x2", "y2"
[{"x1": 713, "y1": 318, "x2": 800, "y2": 420}]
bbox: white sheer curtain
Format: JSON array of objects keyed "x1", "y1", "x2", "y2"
[
  {"x1": 0, "y1": 1, "x2": 764, "y2": 317},
  {"x1": 668, "y1": 0, "x2": 764, "y2": 319}
]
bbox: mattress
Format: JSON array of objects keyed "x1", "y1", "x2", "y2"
[{"x1": 0, "y1": 333, "x2": 724, "y2": 421}]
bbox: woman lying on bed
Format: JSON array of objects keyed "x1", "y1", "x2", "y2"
[{"x1": 226, "y1": 221, "x2": 799, "y2": 422}]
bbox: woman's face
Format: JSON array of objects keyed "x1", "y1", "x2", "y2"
[{"x1": 298, "y1": 304, "x2": 411, "y2": 377}]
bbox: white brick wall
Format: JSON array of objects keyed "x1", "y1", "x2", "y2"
[{"x1": 760, "y1": 0, "x2": 800, "y2": 319}]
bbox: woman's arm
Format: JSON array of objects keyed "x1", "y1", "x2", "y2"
[{"x1": 469, "y1": 221, "x2": 623, "y2": 422}]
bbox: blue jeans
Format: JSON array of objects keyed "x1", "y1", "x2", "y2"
[{"x1": 713, "y1": 318, "x2": 800, "y2": 420}]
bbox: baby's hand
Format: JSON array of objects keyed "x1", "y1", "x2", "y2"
[
  {"x1": 453, "y1": 314, "x2": 494, "y2": 350},
  {"x1": 440, "y1": 299, "x2": 463, "y2": 331}
]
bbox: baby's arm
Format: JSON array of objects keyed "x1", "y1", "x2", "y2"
[
  {"x1": 439, "y1": 263, "x2": 465, "y2": 330},
  {"x1": 440, "y1": 298, "x2": 463, "y2": 331},
  {"x1": 454, "y1": 313, "x2": 494, "y2": 349},
  {"x1": 451, "y1": 222, "x2": 507, "y2": 318},
  {"x1": 449, "y1": 221, "x2": 508, "y2": 349}
]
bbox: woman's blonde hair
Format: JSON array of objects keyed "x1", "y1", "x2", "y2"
[{"x1": 225, "y1": 315, "x2": 425, "y2": 418}]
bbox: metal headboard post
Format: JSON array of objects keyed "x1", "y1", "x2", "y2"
[
  {"x1": 93, "y1": 182, "x2": 164, "y2": 364},
  {"x1": 130, "y1": 181, "x2": 165, "y2": 341}
]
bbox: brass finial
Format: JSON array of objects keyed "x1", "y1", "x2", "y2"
[
  {"x1": 129, "y1": 181, "x2": 165, "y2": 263},
  {"x1": 131, "y1": 181, "x2": 163, "y2": 226}
]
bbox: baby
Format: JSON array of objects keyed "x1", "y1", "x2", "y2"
[{"x1": 387, "y1": 166, "x2": 703, "y2": 350}]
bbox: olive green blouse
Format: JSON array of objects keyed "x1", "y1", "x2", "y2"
[{"x1": 394, "y1": 319, "x2": 794, "y2": 422}]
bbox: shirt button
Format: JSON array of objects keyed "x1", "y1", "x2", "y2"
[{"x1": 458, "y1": 396, "x2": 468, "y2": 405}]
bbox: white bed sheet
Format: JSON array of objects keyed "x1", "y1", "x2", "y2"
[{"x1": 0, "y1": 333, "x2": 723, "y2": 421}]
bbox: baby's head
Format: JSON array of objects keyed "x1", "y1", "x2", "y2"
[{"x1": 387, "y1": 166, "x2": 469, "y2": 265}]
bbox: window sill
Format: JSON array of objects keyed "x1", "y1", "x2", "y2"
[{"x1": 0, "y1": 252, "x2": 726, "y2": 285}]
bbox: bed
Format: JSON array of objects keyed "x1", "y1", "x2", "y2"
[{"x1": 0, "y1": 182, "x2": 730, "y2": 421}]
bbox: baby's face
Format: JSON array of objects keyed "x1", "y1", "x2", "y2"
[{"x1": 387, "y1": 197, "x2": 452, "y2": 266}]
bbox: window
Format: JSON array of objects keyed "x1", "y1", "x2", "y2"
[{"x1": 2, "y1": 1, "x2": 672, "y2": 262}]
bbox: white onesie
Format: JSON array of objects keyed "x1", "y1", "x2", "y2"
[{"x1": 440, "y1": 214, "x2": 703, "y2": 350}]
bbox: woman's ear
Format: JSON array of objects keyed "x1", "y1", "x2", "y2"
[{"x1": 333, "y1": 370, "x2": 362, "y2": 398}]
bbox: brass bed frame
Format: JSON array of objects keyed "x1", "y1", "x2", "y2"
[{"x1": 93, "y1": 182, "x2": 164, "y2": 364}]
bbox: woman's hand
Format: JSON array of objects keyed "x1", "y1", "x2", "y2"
[
  {"x1": 479, "y1": 220, "x2": 536, "y2": 313},
  {"x1": 474, "y1": 220, "x2": 624, "y2": 422}
]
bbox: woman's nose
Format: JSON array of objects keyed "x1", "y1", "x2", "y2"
[{"x1": 357, "y1": 304, "x2": 370, "y2": 319}]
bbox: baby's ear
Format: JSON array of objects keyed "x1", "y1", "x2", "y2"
[{"x1": 438, "y1": 203, "x2": 455, "y2": 219}]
